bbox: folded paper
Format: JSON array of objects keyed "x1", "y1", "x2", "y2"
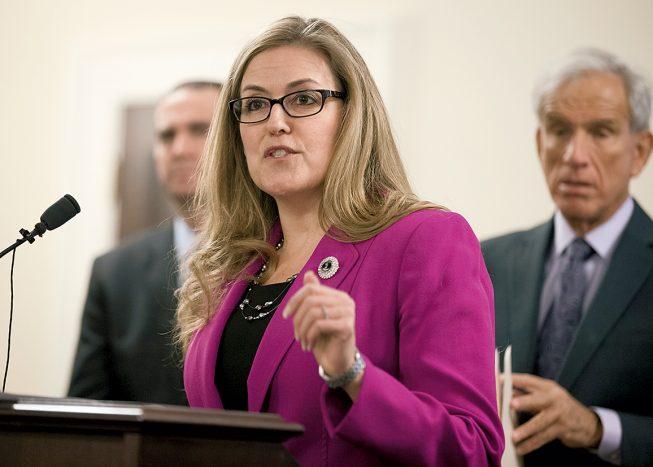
[{"x1": 496, "y1": 345, "x2": 523, "y2": 467}]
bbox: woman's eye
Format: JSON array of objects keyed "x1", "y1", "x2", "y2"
[
  {"x1": 293, "y1": 92, "x2": 318, "y2": 105},
  {"x1": 245, "y1": 98, "x2": 267, "y2": 112}
]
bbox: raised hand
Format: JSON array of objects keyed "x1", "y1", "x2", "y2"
[{"x1": 282, "y1": 270, "x2": 362, "y2": 397}]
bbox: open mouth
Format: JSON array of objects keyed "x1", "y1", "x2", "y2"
[
  {"x1": 270, "y1": 149, "x2": 290, "y2": 158},
  {"x1": 265, "y1": 146, "x2": 296, "y2": 158}
]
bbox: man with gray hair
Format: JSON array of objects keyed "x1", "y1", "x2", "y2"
[{"x1": 483, "y1": 48, "x2": 653, "y2": 465}]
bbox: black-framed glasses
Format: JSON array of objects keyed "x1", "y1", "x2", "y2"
[{"x1": 229, "y1": 89, "x2": 346, "y2": 124}]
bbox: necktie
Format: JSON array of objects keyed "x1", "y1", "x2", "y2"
[{"x1": 536, "y1": 237, "x2": 594, "y2": 380}]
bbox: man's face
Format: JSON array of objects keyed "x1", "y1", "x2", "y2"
[
  {"x1": 537, "y1": 72, "x2": 651, "y2": 234},
  {"x1": 153, "y1": 86, "x2": 219, "y2": 205}
]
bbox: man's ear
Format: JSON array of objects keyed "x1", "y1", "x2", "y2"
[
  {"x1": 535, "y1": 126, "x2": 544, "y2": 166},
  {"x1": 630, "y1": 130, "x2": 653, "y2": 177}
]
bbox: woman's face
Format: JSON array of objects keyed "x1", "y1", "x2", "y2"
[{"x1": 238, "y1": 45, "x2": 344, "y2": 207}]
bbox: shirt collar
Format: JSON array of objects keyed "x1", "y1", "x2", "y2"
[
  {"x1": 173, "y1": 216, "x2": 197, "y2": 261},
  {"x1": 553, "y1": 197, "x2": 633, "y2": 259}
]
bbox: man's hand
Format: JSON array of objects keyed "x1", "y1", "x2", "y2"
[{"x1": 510, "y1": 373, "x2": 602, "y2": 455}]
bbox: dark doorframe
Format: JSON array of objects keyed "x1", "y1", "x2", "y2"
[{"x1": 117, "y1": 103, "x2": 172, "y2": 241}]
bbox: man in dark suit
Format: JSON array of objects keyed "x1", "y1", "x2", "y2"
[
  {"x1": 483, "y1": 48, "x2": 652, "y2": 466},
  {"x1": 68, "y1": 81, "x2": 221, "y2": 404}
]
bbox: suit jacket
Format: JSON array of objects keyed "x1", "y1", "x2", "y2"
[
  {"x1": 69, "y1": 223, "x2": 187, "y2": 405},
  {"x1": 185, "y1": 210, "x2": 503, "y2": 466},
  {"x1": 482, "y1": 201, "x2": 653, "y2": 466}
]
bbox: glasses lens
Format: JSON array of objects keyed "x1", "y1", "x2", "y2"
[
  {"x1": 236, "y1": 97, "x2": 271, "y2": 123},
  {"x1": 282, "y1": 90, "x2": 323, "y2": 117}
]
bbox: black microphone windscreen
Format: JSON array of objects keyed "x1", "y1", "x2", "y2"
[{"x1": 40, "y1": 194, "x2": 81, "y2": 231}]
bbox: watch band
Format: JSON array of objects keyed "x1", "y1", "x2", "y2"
[{"x1": 318, "y1": 350, "x2": 366, "y2": 389}]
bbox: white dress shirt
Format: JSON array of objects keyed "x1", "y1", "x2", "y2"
[{"x1": 173, "y1": 216, "x2": 197, "y2": 287}]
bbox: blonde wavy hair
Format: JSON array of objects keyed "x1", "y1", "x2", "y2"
[{"x1": 176, "y1": 16, "x2": 441, "y2": 352}]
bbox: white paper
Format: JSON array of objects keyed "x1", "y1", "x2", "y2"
[{"x1": 496, "y1": 345, "x2": 523, "y2": 467}]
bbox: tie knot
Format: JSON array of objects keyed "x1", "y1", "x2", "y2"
[{"x1": 567, "y1": 237, "x2": 594, "y2": 261}]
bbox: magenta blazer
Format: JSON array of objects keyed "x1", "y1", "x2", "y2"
[{"x1": 184, "y1": 209, "x2": 504, "y2": 466}]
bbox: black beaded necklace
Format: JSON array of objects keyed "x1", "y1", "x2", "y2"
[{"x1": 239, "y1": 238, "x2": 298, "y2": 321}]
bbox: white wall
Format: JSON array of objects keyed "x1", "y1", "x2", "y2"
[{"x1": 0, "y1": 0, "x2": 651, "y2": 397}]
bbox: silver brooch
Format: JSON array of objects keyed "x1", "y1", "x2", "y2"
[{"x1": 318, "y1": 256, "x2": 339, "y2": 279}]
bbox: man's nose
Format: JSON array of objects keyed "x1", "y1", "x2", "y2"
[
  {"x1": 563, "y1": 131, "x2": 591, "y2": 165},
  {"x1": 171, "y1": 132, "x2": 196, "y2": 157}
]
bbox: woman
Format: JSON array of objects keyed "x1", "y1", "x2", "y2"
[{"x1": 177, "y1": 16, "x2": 503, "y2": 466}]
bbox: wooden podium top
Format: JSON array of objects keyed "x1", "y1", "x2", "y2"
[
  {"x1": 0, "y1": 393, "x2": 303, "y2": 442},
  {"x1": 0, "y1": 393, "x2": 303, "y2": 466}
]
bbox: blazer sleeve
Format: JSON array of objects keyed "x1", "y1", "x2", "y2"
[
  {"x1": 68, "y1": 258, "x2": 114, "y2": 399},
  {"x1": 621, "y1": 411, "x2": 653, "y2": 464},
  {"x1": 320, "y1": 212, "x2": 504, "y2": 466}
]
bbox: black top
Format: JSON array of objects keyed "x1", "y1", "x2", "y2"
[{"x1": 215, "y1": 280, "x2": 293, "y2": 410}]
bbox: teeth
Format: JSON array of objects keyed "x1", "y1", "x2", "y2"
[{"x1": 271, "y1": 149, "x2": 288, "y2": 157}]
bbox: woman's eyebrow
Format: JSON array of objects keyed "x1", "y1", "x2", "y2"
[
  {"x1": 241, "y1": 84, "x2": 268, "y2": 94},
  {"x1": 241, "y1": 78, "x2": 321, "y2": 95},
  {"x1": 286, "y1": 78, "x2": 320, "y2": 88}
]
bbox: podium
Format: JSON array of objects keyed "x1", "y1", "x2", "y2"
[{"x1": 0, "y1": 394, "x2": 303, "y2": 466}]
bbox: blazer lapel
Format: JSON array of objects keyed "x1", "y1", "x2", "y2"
[
  {"x1": 140, "y1": 225, "x2": 184, "y2": 375},
  {"x1": 247, "y1": 233, "x2": 360, "y2": 412},
  {"x1": 559, "y1": 204, "x2": 653, "y2": 388},
  {"x1": 194, "y1": 261, "x2": 261, "y2": 408},
  {"x1": 196, "y1": 224, "x2": 284, "y2": 408},
  {"x1": 145, "y1": 226, "x2": 177, "y2": 318},
  {"x1": 509, "y1": 221, "x2": 552, "y2": 373}
]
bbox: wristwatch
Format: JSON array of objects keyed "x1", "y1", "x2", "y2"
[{"x1": 318, "y1": 350, "x2": 366, "y2": 389}]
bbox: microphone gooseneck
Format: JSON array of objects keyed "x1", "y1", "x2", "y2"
[
  {"x1": 2, "y1": 194, "x2": 81, "y2": 392},
  {"x1": 0, "y1": 194, "x2": 81, "y2": 258}
]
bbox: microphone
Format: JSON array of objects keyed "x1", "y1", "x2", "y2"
[
  {"x1": 38, "y1": 194, "x2": 81, "y2": 232},
  {"x1": 1, "y1": 194, "x2": 81, "y2": 392},
  {"x1": 0, "y1": 194, "x2": 81, "y2": 259}
]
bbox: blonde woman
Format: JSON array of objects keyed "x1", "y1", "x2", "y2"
[{"x1": 178, "y1": 16, "x2": 503, "y2": 466}]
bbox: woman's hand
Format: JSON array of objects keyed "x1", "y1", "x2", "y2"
[{"x1": 282, "y1": 270, "x2": 363, "y2": 397}]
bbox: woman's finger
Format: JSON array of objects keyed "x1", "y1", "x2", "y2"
[
  {"x1": 282, "y1": 271, "x2": 321, "y2": 318},
  {"x1": 303, "y1": 269, "x2": 320, "y2": 285},
  {"x1": 294, "y1": 297, "x2": 337, "y2": 348}
]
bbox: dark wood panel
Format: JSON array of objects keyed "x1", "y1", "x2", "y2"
[{"x1": 0, "y1": 395, "x2": 302, "y2": 466}]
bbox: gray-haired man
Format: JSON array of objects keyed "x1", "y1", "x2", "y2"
[{"x1": 483, "y1": 49, "x2": 653, "y2": 466}]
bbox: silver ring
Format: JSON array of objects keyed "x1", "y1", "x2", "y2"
[{"x1": 321, "y1": 306, "x2": 329, "y2": 320}]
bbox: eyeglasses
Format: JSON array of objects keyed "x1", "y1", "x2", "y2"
[{"x1": 229, "y1": 89, "x2": 346, "y2": 124}]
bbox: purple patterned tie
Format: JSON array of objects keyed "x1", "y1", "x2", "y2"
[{"x1": 536, "y1": 237, "x2": 595, "y2": 380}]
